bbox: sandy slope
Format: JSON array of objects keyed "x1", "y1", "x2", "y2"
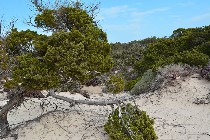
[
  {"x1": 1, "y1": 74, "x2": 210, "y2": 140},
  {"x1": 136, "y1": 74, "x2": 210, "y2": 140}
]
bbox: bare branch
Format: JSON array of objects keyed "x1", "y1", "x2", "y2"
[
  {"x1": 0, "y1": 22, "x2": 2, "y2": 35},
  {"x1": 49, "y1": 90, "x2": 119, "y2": 106}
]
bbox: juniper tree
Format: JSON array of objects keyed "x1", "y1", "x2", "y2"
[{"x1": 0, "y1": 0, "x2": 114, "y2": 137}]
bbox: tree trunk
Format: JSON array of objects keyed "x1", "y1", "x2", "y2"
[
  {"x1": 0, "y1": 87, "x2": 24, "y2": 138},
  {"x1": 0, "y1": 111, "x2": 9, "y2": 138},
  {"x1": 0, "y1": 88, "x2": 121, "y2": 137}
]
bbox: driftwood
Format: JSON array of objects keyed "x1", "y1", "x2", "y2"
[{"x1": 49, "y1": 89, "x2": 119, "y2": 106}]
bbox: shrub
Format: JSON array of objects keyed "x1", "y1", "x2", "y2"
[
  {"x1": 134, "y1": 38, "x2": 178, "y2": 75},
  {"x1": 175, "y1": 49, "x2": 209, "y2": 67},
  {"x1": 124, "y1": 77, "x2": 140, "y2": 91},
  {"x1": 104, "y1": 103, "x2": 158, "y2": 140},
  {"x1": 130, "y1": 70, "x2": 157, "y2": 95},
  {"x1": 156, "y1": 64, "x2": 199, "y2": 87},
  {"x1": 195, "y1": 41, "x2": 210, "y2": 57},
  {"x1": 158, "y1": 64, "x2": 199, "y2": 79},
  {"x1": 85, "y1": 77, "x2": 102, "y2": 86},
  {"x1": 105, "y1": 75, "x2": 125, "y2": 94}
]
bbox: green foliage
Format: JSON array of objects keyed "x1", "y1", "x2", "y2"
[
  {"x1": 0, "y1": 49, "x2": 9, "y2": 70},
  {"x1": 4, "y1": 79, "x2": 18, "y2": 89},
  {"x1": 124, "y1": 77, "x2": 141, "y2": 91},
  {"x1": 11, "y1": 54, "x2": 60, "y2": 90},
  {"x1": 135, "y1": 38, "x2": 177, "y2": 74},
  {"x1": 175, "y1": 49, "x2": 209, "y2": 67},
  {"x1": 4, "y1": 28, "x2": 46, "y2": 56},
  {"x1": 104, "y1": 103, "x2": 158, "y2": 140},
  {"x1": 34, "y1": 7, "x2": 94, "y2": 33},
  {"x1": 1, "y1": 3, "x2": 112, "y2": 91},
  {"x1": 171, "y1": 26, "x2": 210, "y2": 51},
  {"x1": 130, "y1": 70, "x2": 157, "y2": 95},
  {"x1": 111, "y1": 43, "x2": 142, "y2": 75},
  {"x1": 106, "y1": 75, "x2": 125, "y2": 94},
  {"x1": 135, "y1": 26, "x2": 210, "y2": 75},
  {"x1": 195, "y1": 41, "x2": 210, "y2": 57},
  {"x1": 35, "y1": 9, "x2": 57, "y2": 30},
  {"x1": 111, "y1": 37, "x2": 159, "y2": 72},
  {"x1": 110, "y1": 37, "x2": 159, "y2": 91}
]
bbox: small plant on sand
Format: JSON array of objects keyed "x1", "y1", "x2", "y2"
[
  {"x1": 105, "y1": 75, "x2": 125, "y2": 94},
  {"x1": 104, "y1": 103, "x2": 158, "y2": 140},
  {"x1": 130, "y1": 69, "x2": 157, "y2": 95}
]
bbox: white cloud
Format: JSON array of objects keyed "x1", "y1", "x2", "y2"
[
  {"x1": 97, "y1": 5, "x2": 171, "y2": 42},
  {"x1": 98, "y1": 6, "x2": 170, "y2": 21},
  {"x1": 103, "y1": 5, "x2": 129, "y2": 14},
  {"x1": 98, "y1": 5, "x2": 131, "y2": 20},
  {"x1": 178, "y1": 1, "x2": 195, "y2": 7},
  {"x1": 191, "y1": 13, "x2": 210, "y2": 21},
  {"x1": 132, "y1": 7, "x2": 170, "y2": 17}
]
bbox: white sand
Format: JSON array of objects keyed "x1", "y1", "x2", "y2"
[
  {"x1": 136, "y1": 74, "x2": 210, "y2": 140},
  {"x1": 81, "y1": 86, "x2": 103, "y2": 94},
  {"x1": 1, "y1": 74, "x2": 210, "y2": 140}
]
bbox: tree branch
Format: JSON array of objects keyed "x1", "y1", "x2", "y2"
[
  {"x1": 49, "y1": 90, "x2": 119, "y2": 106},
  {"x1": 0, "y1": 87, "x2": 24, "y2": 117}
]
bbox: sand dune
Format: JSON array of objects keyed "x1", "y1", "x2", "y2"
[{"x1": 1, "y1": 74, "x2": 210, "y2": 140}]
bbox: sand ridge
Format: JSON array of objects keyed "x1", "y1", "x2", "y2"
[{"x1": 0, "y1": 74, "x2": 210, "y2": 140}]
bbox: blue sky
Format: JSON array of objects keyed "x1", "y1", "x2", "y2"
[{"x1": 1, "y1": 0, "x2": 210, "y2": 43}]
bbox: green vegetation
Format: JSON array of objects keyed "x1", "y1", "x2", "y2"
[
  {"x1": 124, "y1": 77, "x2": 141, "y2": 91},
  {"x1": 105, "y1": 75, "x2": 125, "y2": 94},
  {"x1": 104, "y1": 103, "x2": 158, "y2": 140},
  {"x1": 130, "y1": 69, "x2": 157, "y2": 95},
  {"x1": 135, "y1": 26, "x2": 210, "y2": 76},
  {"x1": 110, "y1": 26, "x2": 210, "y2": 91},
  {"x1": 175, "y1": 49, "x2": 209, "y2": 66},
  {"x1": 0, "y1": 1, "x2": 114, "y2": 137},
  {"x1": 111, "y1": 37, "x2": 158, "y2": 72},
  {"x1": 1, "y1": 0, "x2": 210, "y2": 139},
  {"x1": 110, "y1": 37, "x2": 159, "y2": 91},
  {"x1": 1, "y1": 3, "x2": 112, "y2": 91}
]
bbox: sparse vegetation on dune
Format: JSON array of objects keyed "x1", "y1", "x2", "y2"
[
  {"x1": 0, "y1": 0, "x2": 210, "y2": 139},
  {"x1": 111, "y1": 26, "x2": 210, "y2": 92}
]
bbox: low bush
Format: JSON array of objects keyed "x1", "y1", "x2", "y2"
[
  {"x1": 155, "y1": 64, "x2": 199, "y2": 87},
  {"x1": 158, "y1": 64, "x2": 199, "y2": 79},
  {"x1": 175, "y1": 49, "x2": 209, "y2": 67},
  {"x1": 195, "y1": 41, "x2": 210, "y2": 57},
  {"x1": 130, "y1": 70, "x2": 157, "y2": 95},
  {"x1": 124, "y1": 77, "x2": 141, "y2": 91},
  {"x1": 104, "y1": 103, "x2": 158, "y2": 140},
  {"x1": 105, "y1": 75, "x2": 125, "y2": 94}
]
